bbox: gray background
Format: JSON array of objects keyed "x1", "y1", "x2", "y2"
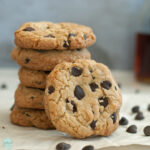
[{"x1": 0, "y1": 0, "x2": 150, "y2": 69}]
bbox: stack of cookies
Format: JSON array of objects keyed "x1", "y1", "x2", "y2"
[{"x1": 10, "y1": 22, "x2": 96, "y2": 130}]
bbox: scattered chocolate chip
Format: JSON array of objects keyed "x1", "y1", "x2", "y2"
[
  {"x1": 68, "y1": 33, "x2": 76, "y2": 38},
  {"x1": 25, "y1": 58, "x2": 30, "y2": 64},
  {"x1": 144, "y1": 126, "x2": 150, "y2": 136},
  {"x1": 56, "y1": 142, "x2": 71, "y2": 150},
  {"x1": 83, "y1": 34, "x2": 88, "y2": 40},
  {"x1": 71, "y1": 67, "x2": 82, "y2": 76},
  {"x1": 126, "y1": 125, "x2": 137, "y2": 133},
  {"x1": 119, "y1": 117, "x2": 128, "y2": 125},
  {"x1": 44, "y1": 34, "x2": 55, "y2": 38},
  {"x1": 90, "y1": 120, "x2": 97, "y2": 129},
  {"x1": 10, "y1": 104, "x2": 14, "y2": 111},
  {"x1": 23, "y1": 27, "x2": 35, "y2": 31},
  {"x1": 71, "y1": 101, "x2": 77, "y2": 113},
  {"x1": 98, "y1": 97, "x2": 109, "y2": 107},
  {"x1": 82, "y1": 145, "x2": 94, "y2": 150},
  {"x1": 2, "y1": 126, "x2": 5, "y2": 129},
  {"x1": 132, "y1": 106, "x2": 140, "y2": 113},
  {"x1": 1, "y1": 83, "x2": 7, "y2": 89},
  {"x1": 135, "y1": 89, "x2": 140, "y2": 94},
  {"x1": 63, "y1": 40, "x2": 69, "y2": 48},
  {"x1": 89, "y1": 82, "x2": 98, "y2": 92},
  {"x1": 147, "y1": 104, "x2": 150, "y2": 111},
  {"x1": 111, "y1": 112, "x2": 117, "y2": 124},
  {"x1": 117, "y1": 82, "x2": 122, "y2": 88},
  {"x1": 100, "y1": 80, "x2": 112, "y2": 90},
  {"x1": 74, "y1": 85, "x2": 85, "y2": 100},
  {"x1": 30, "y1": 96, "x2": 34, "y2": 99},
  {"x1": 135, "y1": 112, "x2": 144, "y2": 120},
  {"x1": 48, "y1": 86, "x2": 55, "y2": 94}
]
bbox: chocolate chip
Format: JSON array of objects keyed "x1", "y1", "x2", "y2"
[
  {"x1": 111, "y1": 112, "x2": 117, "y2": 124},
  {"x1": 132, "y1": 106, "x2": 140, "y2": 113},
  {"x1": 56, "y1": 142, "x2": 71, "y2": 150},
  {"x1": 100, "y1": 80, "x2": 112, "y2": 90},
  {"x1": 92, "y1": 76, "x2": 95, "y2": 80},
  {"x1": 63, "y1": 40, "x2": 69, "y2": 48},
  {"x1": 36, "y1": 81, "x2": 42, "y2": 85},
  {"x1": 83, "y1": 34, "x2": 88, "y2": 40},
  {"x1": 1, "y1": 83, "x2": 7, "y2": 89},
  {"x1": 23, "y1": 27, "x2": 35, "y2": 31},
  {"x1": 74, "y1": 85, "x2": 85, "y2": 100},
  {"x1": 98, "y1": 97, "x2": 108, "y2": 107},
  {"x1": 144, "y1": 126, "x2": 150, "y2": 136},
  {"x1": 118, "y1": 82, "x2": 122, "y2": 88},
  {"x1": 119, "y1": 117, "x2": 128, "y2": 125},
  {"x1": 68, "y1": 33, "x2": 76, "y2": 38},
  {"x1": 76, "y1": 48, "x2": 81, "y2": 51},
  {"x1": 147, "y1": 104, "x2": 150, "y2": 111},
  {"x1": 48, "y1": 86, "x2": 55, "y2": 94},
  {"x1": 25, "y1": 58, "x2": 30, "y2": 64},
  {"x1": 82, "y1": 145, "x2": 94, "y2": 150},
  {"x1": 126, "y1": 125, "x2": 137, "y2": 133},
  {"x1": 135, "y1": 112, "x2": 144, "y2": 120},
  {"x1": 30, "y1": 96, "x2": 34, "y2": 99},
  {"x1": 71, "y1": 67, "x2": 82, "y2": 76},
  {"x1": 90, "y1": 120, "x2": 97, "y2": 129},
  {"x1": 24, "y1": 112, "x2": 30, "y2": 117},
  {"x1": 2, "y1": 126, "x2": 5, "y2": 129},
  {"x1": 71, "y1": 101, "x2": 77, "y2": 113},
  {"x1": 46, "y1": 26, "x2": 50, "y2": 29},
  {"x1": 89, "y1": 82, "x2": 98, "y2": 92},
  {"x1": 44, "y1": 34, "x2": 55, "y2": 38},
  {"x1": 44, "y1": 71, "x2": 51, "y2": 74},
  {"x1": 10, "y1": 104, "x2": 14, "y2": 111},
  {"x1": 115, "y1": 86, "x2": 117, "y2": 90},
  {"x1": 135, "y1": 89, "x2": 140, "y2": 94}
]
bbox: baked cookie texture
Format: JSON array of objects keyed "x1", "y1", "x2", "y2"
[
  {"x1": 18, "y1": 67, "x2": 49, "y2": 89},
  {"x1": 15, "y1": 84, "x2": 44, "y2": 109},
  {"x1": 15, "y1": 22, "x2": 96, "y2": 50},
  {"x1": 44, "y1": 59, "x2": 122, "y2": 138},
  {"x1": 10, "y1": 106, "x2": 54, "y2": 129},
  {"x1": 11, "y1": 47, "x2": 91, "y2": 71}
]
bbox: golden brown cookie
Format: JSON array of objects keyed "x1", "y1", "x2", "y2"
[
  {"x1": 15, "y1": 22, "x2": 96, "y2": 50},
  {"x1": 15, "y1": 84, "x2": 44, "y2": 109},
  {"x1": 10, "y1": 106, "x2": 54, "y2": 129},
  {"x1": 11, "y1": 47, "x2": 91, "y2": 71},
  {"x1": 18, "y1": 67, "x2": 49, "y2": 89},
  {"x1": 44, "y1": 59, "x2": 122, "y2": 138}
]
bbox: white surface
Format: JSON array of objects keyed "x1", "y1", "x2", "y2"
[{"x1": 0, "y1": 69, "x2": 150, "y2": 150}]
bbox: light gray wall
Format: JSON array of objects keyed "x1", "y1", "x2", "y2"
[{"x1": 0, "y1": 0, "x2": 149, "y2": 69}]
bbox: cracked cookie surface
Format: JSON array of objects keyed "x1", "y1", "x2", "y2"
[
  {"x1": 11, "y1": 47, "x2": 91, "y2": 71},
  {"x1": 15, "y1": 22, "x2": 96, "y2": 50},
  {"x1": 19, "y1": 67, "x2": 50, "y2": 89},
  {"x1": 15, "y1": 84, "x2": 44, "y2": 109},
  {"x1": 44, "y1": 59, "x2": 122, "y2": 138},
  {"x1": 10, "y1": 105, "x2": 54, "y2": 129}
]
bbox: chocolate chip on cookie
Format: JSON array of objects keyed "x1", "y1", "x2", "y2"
[
  {"x1": 84, "y1": 34, "x2": 88, "y2": 40},
  {"x1": 63, "y1": 40, "x2": 70, "y2": 48},
  {"x1": 90, "y1": 120, "x2": 97, "y2": 129},
  {"x1": 71, "y1": 67, "x2": 82, "y2": 76},
  {"x1": 89, "y1": 82, "x2": 98, "y2": 92},
  {"x1": 74, "y1": 85, "x2": 85, "y2": 100},
  {"x1": 56, "y1": 142, "x2": 71, "y2": 150},
  {"x1": 48, "y1": 86, "x2": 55, "y2": 94},
  {"x1": 44, "y1": 34, "x2": 55, "y2": 38},
  {"x1": 100, "y1": 80, "x2": 112, "y2": 90},
  {"x1": 25, "y1": 58, "x2": 30, "y2": 64},
  {"x1": 98, "y1": 97, "x2": 109, "y2": 107},
  {"x1": 23, "y1": 27, "x2": 35, "y2": 31},
  {"x1": 111, "y1": 112, "x2": 117, "y2": 124},
  {"x1": 68, "y1": 33, "x2": 76, "y2": 38},
  {"x1": 71, "y1": 101, "x2": 77, "y2": 113}
]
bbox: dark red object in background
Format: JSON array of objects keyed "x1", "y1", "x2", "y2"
[{"x1": 135, "y1": 33, "x2": 150, "y2": 83}]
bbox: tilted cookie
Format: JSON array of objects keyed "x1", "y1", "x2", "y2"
[
  {"x1": 11, "y1": 47, "x2": 91, "y2": 71},
  {"x1": 19, "y1": 67, "x2": 50, "y2": 89},
  {"x1": 10, "y1": 106, "x2": 54, "y2": 129},
  {"x1": 15, "y1": 84, "x2": 44, "y2": 109},
  {"x1": 15, "y1": 22, "x2": 96, "y2": 50},
  {"x1": 44, "y1": 59, "x2": 122, "y2": 138}
]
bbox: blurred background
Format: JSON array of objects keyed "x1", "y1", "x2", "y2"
[{"x1": 0, "y1": 0, "x2": 150, "y2": 70}]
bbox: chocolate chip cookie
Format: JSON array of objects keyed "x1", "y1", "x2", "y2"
[
  {"x1": 10, "y1": 105, "x2": 54, "y2": 129},
  {"x1": 44, "y1": 59, "x2": 122, "y2": 138},
  {"x1": 11, "y1": 47, "x2": 91, "y2": 71},
  {"x1": 15, "y1": 84, "x2": 44, "y2": 109},
  {"x1": 19, "y1": 67, "x2": 50, "y2": 89},
  {"x1": 15, "y1": 22, "x2": 96, "y2": 50}
]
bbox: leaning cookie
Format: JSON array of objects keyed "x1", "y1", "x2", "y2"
[
  {"x1": 11, "y1": 47, "x2": 91, "y2": 71},
  {"x1": 19, "y1": 67, "x2": 50, "y2": 89},
  {"x1": 15, "y1": 22, "x2": 96, "y2": 50},
  {"x1": 10, "y1": 106, "x2": 54, "y2": 129},
  {"x1": 15, "y1": 84, "x2": 44, "y2": 109},
  {"x1": 44, "y1": 59, "x2": 122, "y2": 138}
]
